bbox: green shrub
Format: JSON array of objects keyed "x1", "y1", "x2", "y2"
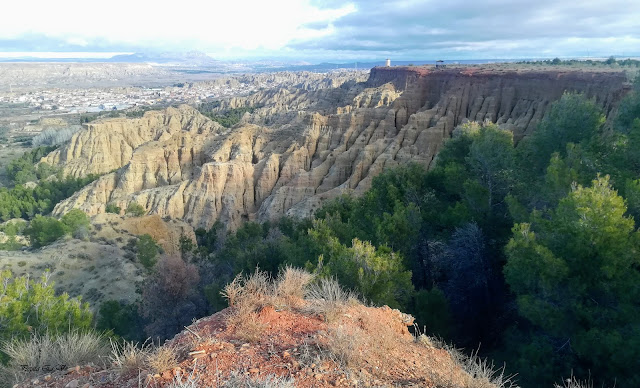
[
  {"x1": 96, "y1": 300, "x2": 146, "y2": 342},
  {"x1": 61, "y1": 209, "x2": 90, "y2": 238},
  {"x1": 24, "y1": 215, "x2": 66, "y2": 248},
  {"x1": 126, "y1": 202, "x2": 146, "y2": 217},
  {"x1": 137, "y1": 234, "x2": 159, "y2": 269},
  {"x1": 0, "y1": 271, "x2": 92, "y2": 343},
  {"x1": 309, "y1": 220, "x2": 414, "y2": 309},
  {"x1": 105, "y1": 203, "x2": 121, "y2": 214}
]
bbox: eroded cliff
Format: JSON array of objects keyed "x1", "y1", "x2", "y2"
[{"x1": 48, "y1": 67, "x2": 629, "y2": 229}]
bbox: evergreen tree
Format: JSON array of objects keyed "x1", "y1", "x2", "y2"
[
  {"x1": 0, "y1": 271, "x2": 92, "y2": 342},
  {"x1": 504, "y1": 176, "x2": 640, "y2": 386}
]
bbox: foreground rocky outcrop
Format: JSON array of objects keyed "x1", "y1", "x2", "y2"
[
  {"x1": 47, "y1": 67, "x2": 629, "y2": 229},
  {"x1": 12, "y1": 270, "x2": 503, "y2": 388}
]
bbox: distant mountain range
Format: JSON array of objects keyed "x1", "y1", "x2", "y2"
[
  {"x1": 0, "y1": 51, "x2": 529, "y2": 72},
  {"x1": 109, "y1": 51, "x2": 222, "y2": 66}
]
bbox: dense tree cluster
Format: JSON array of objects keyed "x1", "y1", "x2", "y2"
[
  {"x1": 0, "y1": 175, "x2": 97, "y2": 223},
  {"x1": 197, "y1": 104, "x2": 258, "y2": 127},
  {"x1": 517, "y1": 57, "x2": 640, "y2": 67},
  {"x1": 5, "y1": 146, "x2": 58, "y2": 185},
  {"x1": 24, "y1": 209, "x2": 91, "y2": 247},
  {"x1": 1, "y1": 145, "x2": 98, "y2": 250}
]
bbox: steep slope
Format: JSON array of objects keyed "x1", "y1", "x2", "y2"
[
  {"x1": 47, "y1": 67, "x2": 628, "y2": 229},
  {"x1": 0, "y1": 214, "x2": 194, "y2": 306}
]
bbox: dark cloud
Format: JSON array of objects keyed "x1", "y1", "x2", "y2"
[{"x1": 291, "y1": 0, "x2": 640, "y2": 58}]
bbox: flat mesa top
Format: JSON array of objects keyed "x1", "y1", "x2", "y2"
[{"x1": 372, "y1": 64, "x2": 633, "y2": 83}]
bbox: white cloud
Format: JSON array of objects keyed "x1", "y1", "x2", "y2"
[
  {"x1": 0, "y1": 0, "x2": 355, "y2": 52},
  {"x1": 0, "y1": 0, "x2": 638, "y2": 60}
]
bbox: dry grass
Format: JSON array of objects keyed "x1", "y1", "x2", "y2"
[
  {"x1": 109, "y1": 339, "x2": 152, "y2": 374},
  {"x1": 221, "y1": 275, "x2": 244, "y2": 307},
  {"x1": 1, "y1": 331, "x2": 109, "y2": 385},
  {"x1": 441, "y1": 346, "x2": 518, "y2": 388},
  {"x1": 147, "y1": 346, "x2": 179, "y2": 374},
  {"x1": 304, "y1": 277, "x2": 359, "y2": 322},
  {"x1": 223, "y1": 270, "x2": 273, "y2": 343},
  {"x1": 324, "y1": 325, "x2": 365, "y2": 368},
  {"x1": 222, "y1": 269, "x2": 274, "y2": 309},
  {"x1": 554, "y1": 375, "x2": 609, "y2": 388},
  {"x1": 222, "y1": 267, "x2": 316, "y2": 343},
  {"x1": 167, "y1": 367, "x2": 200, "y2": 388},
  {"x1": 226, "y1": 302, "x2": 267, "y2": 343},
  {"x1": 275, "y1": 266, "x2": 314, "y2": 307},
  {"x1": 224, "y1": 371, "x2": 296, "y2": 387}
]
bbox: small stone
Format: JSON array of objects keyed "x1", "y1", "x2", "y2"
[
  {"x1": 283, "y1": 351, "x2": 291, "y2": 358},
  {"x1": 314, "y1": 374, "x2": 323, "y2": 380},
  {"x1": 31, "y1": 380, "x2": 39, "y2": 385},
  {"x1": 44, "y1": 375, "x2": 52, "y2": 382},
  {"x1": 65, "y1": 380, "x2": 79, "y2": 388},
  {"x1": 249, "y1": 368, "x2": 259, "y2": 374},
  {"x1": 153, "y1": 374, "x2": 161, "y2": 379}
]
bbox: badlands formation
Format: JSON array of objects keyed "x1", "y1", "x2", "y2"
[{"x1": 45, "y1": 66, "x2": 628, "y2": 230}]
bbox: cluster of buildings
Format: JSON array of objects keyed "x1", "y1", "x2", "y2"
[{"x1": 0, "y1": 82, "x2": 259, "y2": 114}]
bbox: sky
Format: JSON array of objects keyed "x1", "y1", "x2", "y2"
[{"x1": 0, "y1": 0, "x2": 638, "y2": 61}]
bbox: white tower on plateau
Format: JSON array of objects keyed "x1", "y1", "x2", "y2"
[{"x1": 385, "y1": 58, "x2": 391, "y2": 67}]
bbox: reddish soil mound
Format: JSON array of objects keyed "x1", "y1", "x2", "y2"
[{"x1": 16, "y1": 301, "x2": 477, "y2": 388}]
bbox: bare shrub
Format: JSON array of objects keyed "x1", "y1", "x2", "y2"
[
  {"x1": 109, "y1": 339, "x2": 151, "y2": 374},
  {"x1": 226, "y1": 300, "x2": 267, "y2": 343},
  {"x1": 275, "y1": 266, "x2": 314, "y2": 307},
  {"x1": 242, "y1": 269, "x2": 274, "y2": 306},
  {"x1": 304, "y1": 277, "x2": 358, "y2": 321},
  {"x1": 221, "y1": 275, "x2": 243, "y2": 307},
  {"x1": 221, "y1": 268, "x2": 318, "y2": 342},
  {"x1": 147, "y1": 346, "x2": 179, "y2": 374},
  {"x1": 140, "y1": 255, "x2": 205, "y2": 341},
  {"x1": 325, "y1": 325, "x2": 364, "y2": 367}
]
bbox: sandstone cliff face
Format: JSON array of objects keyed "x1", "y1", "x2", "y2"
[{"x1": 49, "y1": 67, "x2": 628, "y2": 229}]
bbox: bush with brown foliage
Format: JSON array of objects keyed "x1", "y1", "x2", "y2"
[{"x1": 140, "y1": 255, "x2": 206, "y2": 340}]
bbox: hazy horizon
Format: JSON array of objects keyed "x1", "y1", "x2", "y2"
[{"x1": 1, "y1": 0, "x2": 638, "y2": 61}]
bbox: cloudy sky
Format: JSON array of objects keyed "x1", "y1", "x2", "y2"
[{"x1": 1, "y1": 0, "x2": 638, "y2": 61}]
